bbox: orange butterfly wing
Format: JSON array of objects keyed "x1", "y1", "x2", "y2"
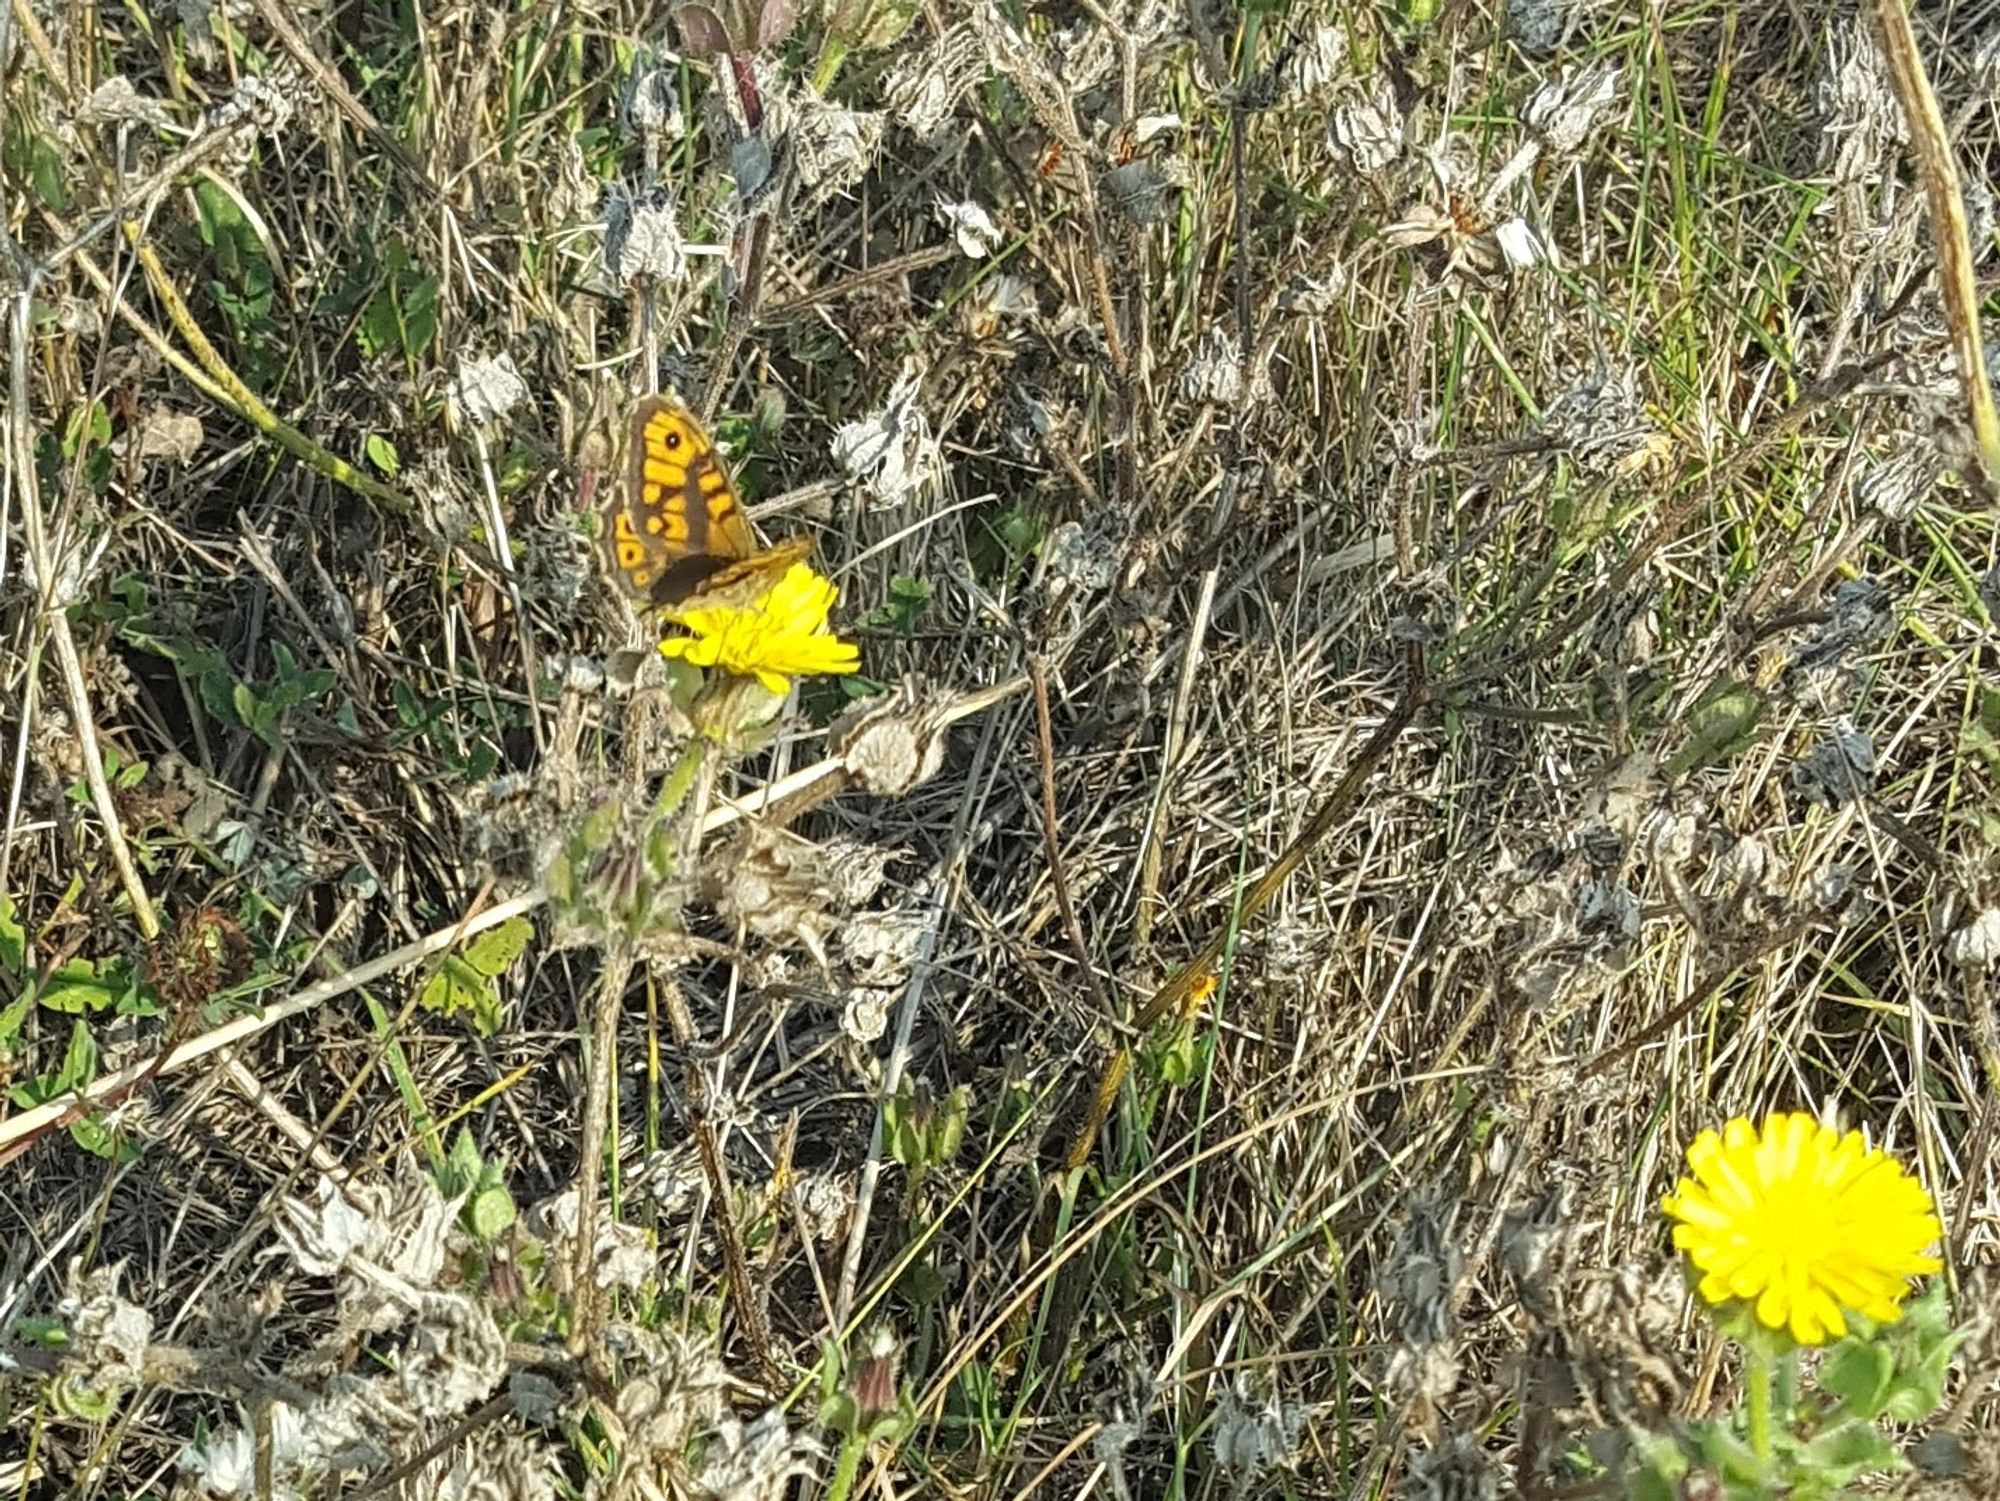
[{"x1": 602, "y1": 395, "x2": 810, "y2": 608}]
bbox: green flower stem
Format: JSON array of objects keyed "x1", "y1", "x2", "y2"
[
  {"x1": 1745, "y1": 1338, "x2": 1773, "y2": 1462},
  {"x1": 811, "y1": 35, "x2": 849, "y2": 94},
  {"x1": 824, "y1": 1432, "x2": 866, "y2": 1501}
]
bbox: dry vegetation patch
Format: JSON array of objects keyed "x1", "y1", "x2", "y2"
[{"x1": 2, "y1": 0, "x2": 1998, "y2": 1495}]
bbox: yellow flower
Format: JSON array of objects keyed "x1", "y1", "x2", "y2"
[
  {"x1": 1661, "y1": 1111, "x2": 1942, "y2": 1346},
  {"x1": 658, "y1": 563, "x2": 861, "y2": 696}
]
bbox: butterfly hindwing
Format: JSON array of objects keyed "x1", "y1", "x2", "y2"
[{"x1": 600, "y1": 393, "x2": 814, "y2": 609}]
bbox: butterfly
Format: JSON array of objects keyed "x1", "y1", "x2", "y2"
[{"x1": 599, "y1": 393, "x2": 812, "y2": 610}]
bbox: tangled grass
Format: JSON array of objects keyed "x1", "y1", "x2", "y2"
[{"x1": 3, "y1": 0, "x2": 1999, "y2": 1495}]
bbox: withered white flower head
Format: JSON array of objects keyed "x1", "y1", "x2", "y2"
[
  {"x1": 1522, "y1": 61, "x2": 1623, "y2": 157},
  {"x1": 936, "y1": 198, "x2": 1001, "y2": 258},
  {"x1": 452, "y1": 353, "x2": 528, "y2": 427},
  {"x1": 604, "y1": 187, "x2": 689, "y2": 285},
  {"x1": 883, "y1": 22, "x2": 987, "y2": 137},
  {"x1": 833, "y1": 364, "x2": 941, "y2": 508},
  {"x1": 1328, "y1": 78, "x2": 1404, "y2": 175}
]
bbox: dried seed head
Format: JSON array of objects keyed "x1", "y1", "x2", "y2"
[
  {"x1": 831, "y1": 685, "x2": 952, "y2": 796},
  {"x1": 452, "y1": 353, "x2": 529, "y2": 428},
  {"x1": 832, "y1": 364, "x2": 941, "y2": 508},
  {"x1": 1522, "y1": 62, "x2": 1623, "y2": 158},
  {"x1": 603, "y1": 185, "x2": 689, "y2": 285},
  {"x1": 1328, "y1": 78, "x2": 1404, "y2": 175},
  {"x1": 1210, "y1": 1374, "x2": 1306, "y2": 1494},
  {"x1": 708, "y1": 825, "x2": 838, "y2": 967},
  {"x1": 935, "y1": 198, "x2": 1002, "y2": 258}
]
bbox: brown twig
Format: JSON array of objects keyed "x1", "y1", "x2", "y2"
[{"x1": 1866, "y1": 0, "x2": 2000, "y2": 498}]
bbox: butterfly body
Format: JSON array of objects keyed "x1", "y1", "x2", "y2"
[{"x1": 601, "y1": 394, "x2": 811, "y2": 609}]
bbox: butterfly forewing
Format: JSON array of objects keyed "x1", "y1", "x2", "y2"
[{"x1": 602, "y1": 393, "x2": 816, "y2": 609}]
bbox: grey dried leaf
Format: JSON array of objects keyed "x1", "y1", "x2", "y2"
[
  {"x1": 936, "y1": 198, "x2": 1001, "y2": 258},
  {"x1": 1328, "y1": 78, "x2": 1404, "y2": 174},
  {"x1": 453, "y1": 354, "x2": 529, "y2": 427},
  {"x1": 1279, "y1": 266, "x2": 1351, "y2": 315},
  {"x1": 710, "y1": 825, "x2": 838, "y2": 966},
  {"x1": 178, "y1": 1400, "x2": 319, "y2": 1498},
  {"x1": 1576, "y1": 878, "x2": 1640, "y2": 942},
  {"x1": 1946, "y1": 909, "x2": 2000, "y2": 967},
  {"x1": 841, "y1": 988, "x2": 890, "y2": 1043},
  {"x1": 1818, "y1": 21, "x2": 1902, "y2": 185},
  {"x1": 818, "y1": 837, "x2": 902, "y2": 909},
  {"x1": 208, "y1": 64, "x2": 306, "y2": 138},
  {"x1": 1540, "y1": 362, "x2": 1660, "y2": 476},
  {"x1": 831, "y1": 365, "x2": 940, "y2": 508},
  {"x1": 1042, "y1": 520, "x2": 1118, "y2": 594},
  {"x1": 1522, "y1": 62, "x2": 1623, "y2": 157},
  {"x1": 1211, "y1": 1375, "x2": 1306, "y2": 1493},
  {"x1": 1509, "y1": 0, "x2": 1566, "y2": 53},
  {"x1": 1401, "y1": 1432, "x2": 1504, "y2": 1501},
  {"x1": 1855, "y1": 445, "x2": 1942, "y2": 520},
  {"x1": 621, "y1": 52, "x2": 686, "y2": 142},
  {"x1": 697, "y1": 1409, "x2": 819, "y2": 1501},
  {"x1": 527, "y1": 1188, "x2": 661, "y2": 1290},
  {"x1": 1789, "y1": 577, "x2": 1893, "y2": 679},
  {"x1": 793, "y1": 1172, "x2": 854, "y2": 1242},
  {"x1": 1104, "y1": 157, "x2": 1185, "y2": 227},
  {"x1": 397, "y1": 1290, "x2": 509, "y2": 1418},
  {"x1": 603, "y1": 186, "x2": 688, "y2": 285},
  {"x1": 1181, "y1": 326, "x2": 1272, "y2": 407},
  {"x1": 128, "y1": 406, "x2": 205, "y2": 463},
  {"x1": 405, "y1": 1424, "x2": 562, "y2": 1501},
  {"x1": 592, "y1": 1329, "x2": 732, "y2": 1491},
  {"x1": 781, "y1": 84, "x2": 882, "y2": 211},
  {"x1": 77, "y1": 75, "x2": 174, "y2": 128},
  {"x1": 1493, "y1": 216, "x2": 1550, "y2": 269},
  {"x1": 1287, "y1": 21, "x2": 1349, "y2": 98},
  {"x1": 58, "y1": 1261, "x2": 153, "y2": 1396},
  {"x1": 882, "y1": 21, "x2": 987, "y2": 137}
]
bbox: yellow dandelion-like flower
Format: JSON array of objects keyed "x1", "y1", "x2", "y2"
[
  {"x1": 658, "y1": 563, "x2": 861, "y2": 696},
  {"x1": 1660, "y1": 1111, "x2": 1942, "y2": 1347}
]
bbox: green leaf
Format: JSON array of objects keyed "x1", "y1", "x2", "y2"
[
  {"x1": 366, "y1": 433, "x2": 401, "y2": 475},
  {"x1": 393, "y1": 680, "x2": 425, "y2": 728},
  {"x1": 419, "y1": 955, "x2": 504, "y2": 1038},
  {"x1": 465, "y1": 917, "x2": 533, "y2": 978},
  {"x1": 1665, "y1": 679, "x2": 1764, "y2": 777},
  {"x1": 0, "y1": 895, "x2": 23, "y2": 975},
  {"x1": 232, "y1": 681, "x2": 264, "y2": 731},
  {"x1": 1820, "y1": 1339, "x2": 1894, "y2": 1417},
  {"x1": 467, "y1": 1184, "x2": 516, "y2": 1239},
  {"x1": 1692, "y1": 1420, "x2": 1766, "y2": 1485},
  {"x1": 38, "y1": 960, "x2": 120, "y2": 1015},
  {"x1": 1799, "y1": 1416, "x2": 1899, "y2": 1477}
]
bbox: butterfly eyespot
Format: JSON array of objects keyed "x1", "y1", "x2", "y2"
[{"x1": 600, "y1": 394, "x2": 815, "y2": 609}]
